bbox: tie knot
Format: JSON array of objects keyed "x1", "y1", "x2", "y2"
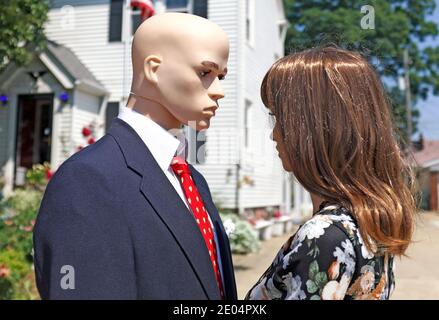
[{"x1": 171, "y1": 156, "x2": 191, "y2": 176}]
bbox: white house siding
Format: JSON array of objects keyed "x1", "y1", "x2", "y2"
[
  {"x1": 54, "y1": 102, "x2": 73, "y2": 169},
  {"x1": 240, "y1": 0, "x2": 285, "y2": 209},
  {"x1": 192, "y1": 0, "x2": 241, "y2": 209},
  {"x1": 45, "y1": 1, "x2": 126, "y2": 102},
  {"x1": 194, "y1": 0, "x2": 289, "y2": 211},
  {"x1": 71, "y1": 91, "x2": 102, "y2": 153}
]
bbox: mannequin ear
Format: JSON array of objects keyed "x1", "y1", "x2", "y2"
[{"x1": 143, "y1": 55, "x2": 162, "y2": 84}]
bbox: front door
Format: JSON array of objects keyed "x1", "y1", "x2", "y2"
[{"x1": 14, "y1": 94, "x2": 53, "y2": 186}]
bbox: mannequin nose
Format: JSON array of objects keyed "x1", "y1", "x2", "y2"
[{"x1": 208, "y1": 78, "x2": 225, "y2": 101}]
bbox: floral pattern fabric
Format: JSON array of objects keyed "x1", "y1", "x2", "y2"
[{"x1": 245, "y1": 203, "x2": 395, "y2": 300}]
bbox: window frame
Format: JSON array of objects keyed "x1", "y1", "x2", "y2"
[
  {"x1": 108, "y1": 0, "x2": 124, "y2": 42},
  {"x1": 131, "y1": 6, "x2": 142, "y2": 35},
  {"x1": 245, "y1": 0, "x2": 255, "y2": 47},
  {"x1": 165, "y1": 0, "x2": 193, "y2": 13}
]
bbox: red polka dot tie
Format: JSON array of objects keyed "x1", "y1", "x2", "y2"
[{"x1": 171, "y1": 156, "x2": 224, "y2": 299}]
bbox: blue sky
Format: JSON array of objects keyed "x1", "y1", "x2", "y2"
[{"x1": 415, "y1": 0, "x2": 439, "y2": 140}]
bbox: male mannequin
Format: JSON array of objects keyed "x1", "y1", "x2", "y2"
[{"x1": 33, "y1": 13, "x2": 237, "y2": 300}]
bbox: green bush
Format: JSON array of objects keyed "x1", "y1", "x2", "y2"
[
  {"x1": 0, "y1": 248, "x2": 37, "y2": 300},
  {"x1": 1, "y1": 189, "x2": 42, "y2": 256},
  {"x1": 219, "y1": 212, "x2": 261, "y2": 255},
  {"x1": 0, "y1": 164, "x2": 49, "y2": 300},
  {"x1": 25, "y1": 162, "x2": 52, "y2": 192},
  {"x1": 0, "y1": 188, "x2": 43, "y2": 300}
]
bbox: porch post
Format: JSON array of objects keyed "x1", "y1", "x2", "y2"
[{"x1": 3, "y1": 94, "x2": 18, "y2": 195}]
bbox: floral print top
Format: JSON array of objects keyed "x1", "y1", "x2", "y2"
[{"x1": 245, "y1": 203, "x2": 395, "y2": 300}]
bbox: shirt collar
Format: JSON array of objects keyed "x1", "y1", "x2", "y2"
[{"x1": 118, "y1": 106, "x2": 186, "y2": 172}]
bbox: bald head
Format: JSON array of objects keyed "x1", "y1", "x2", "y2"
[
  {"x1": 132, "y1": 13, "x2": 228, "y2": 70},
  {"x1": 128, "y1": 13, "x2": 230, "y2": 131}
]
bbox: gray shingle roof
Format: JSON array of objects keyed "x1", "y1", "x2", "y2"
[{"x1": 45, "y1": 40, "x2": 105, "y2": 90}]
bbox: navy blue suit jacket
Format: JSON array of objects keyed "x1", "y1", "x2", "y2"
[{"x1": 33, "y1": 119, "x2": 237, "y2": 300}]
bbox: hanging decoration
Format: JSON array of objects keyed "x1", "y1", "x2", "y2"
[
  {"x1": 0, "y1": 94, "x2": 8, "y2": 107},
  {"x1": 131, "y1": 0, "x2": 155, "y2": 21},
  {"x1": 59, "y1": 92, "x2": 69, "y2": 103}
]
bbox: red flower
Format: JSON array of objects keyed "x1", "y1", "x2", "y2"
[
  {"x1": 45, "y1": 169, "x2": 54, "y2": 180},
  {"x1": 273, "y1": 211, "x2": 281, "y2": 219},
  {"x1": 87, "y1": 137, "x2": 96, "y2": 145},
  {"x1": 4, "y1": 220, "x2": 13, "y2": 226},
  {"x1": 23, "y1": 225, "x2": 33, "y2": 232},
  {"x1": 82, "y1": 127, "x2": 92, "y2": 137},
  {"x1": 0, "y1": 265, "x2": 10, "y2": 278}
]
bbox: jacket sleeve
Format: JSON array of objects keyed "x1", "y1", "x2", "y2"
[{"x1": 33, "y1": 161, "x2": 137, "y2": 299}]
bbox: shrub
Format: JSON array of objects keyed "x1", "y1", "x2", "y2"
[
  {"x1": 25, "y1": 162, "x2": 52, "y2": 191},
  {"x1": 1, "y1": 188, "x2": 42, "y2": 256},
  {"x1": 219, "y1": 212, "x2": 260, "y2": 255},
  {"x1": 0, "y1": 163, "x2": 49, "y2": 299},
  {"x1": 0, "y1": 248, "x2": 37, "y2": 300}
]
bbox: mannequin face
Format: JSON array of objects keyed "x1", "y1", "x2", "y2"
[
  {"x1": 129, "y1": 13, "x2": 230, "y2": 131},
  {"x1": 156, "y1": 43, "x2": 229, "y2": 131}
]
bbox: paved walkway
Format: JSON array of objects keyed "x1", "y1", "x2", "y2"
[
  {"x1": 391, "y1": 211, "x2": 439, "y2": 299},
  {"x1": 233, "y1": 212, "x2": 439, "y2": 300},
  {"x1": 233, "y1": 228, "x2": 296, "y2": 299}
]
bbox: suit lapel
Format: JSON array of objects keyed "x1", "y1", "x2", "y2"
[{"x1": 108, "y1": 119, "x2": 220, "y2": 299}]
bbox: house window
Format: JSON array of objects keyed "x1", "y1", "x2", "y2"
[
  {"x1": 166, "y1": 0, "x2": 190, "y2": 12},
  {"x1": 105, "y1": 102, "x2": 120, "y2": 133},
  {"x1": 244, "y1": 99, "x2": 253, "y2": 148},
  {"x1": 193, "y1": 0, "x2": 208, "y2": 18},
  {"x1": 131, "y1": 6, "x2": 142, "y2": 35},
  {"x1": 245, "y1": 0, "x2": 255, "y2": 46},
  {"x1": 165, "y1": 0, "x2": 208, "y2": 18},
  {"x1": 109, "y1": 0, "x2": 123, "y2": 42}
]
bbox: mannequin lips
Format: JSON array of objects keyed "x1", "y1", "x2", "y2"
[{"x1": 204, "y1": 105, "x2": 218, "y2": 117}]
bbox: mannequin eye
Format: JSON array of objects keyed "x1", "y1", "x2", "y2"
[
  {"x1": 200, "y1": 70, "x2": 211, "y2": 77},
  {"x1": 199, "y1": 69, "x2": 226, "y2": 81}
]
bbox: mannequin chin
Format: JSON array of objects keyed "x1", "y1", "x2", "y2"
[
  {"x1": 127, "y1": 13, "x2": 230, "y2": 132},
  {"x1": 129, "y1": 91, "x2": 215, "y2": 131},
  {"x1": 193, "y1": 117, "x2": 212, "y2": 131}
]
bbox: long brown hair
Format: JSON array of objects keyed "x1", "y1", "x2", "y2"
[{"x1": 261, "y1": 46, "x2": 417, "y2": 256}]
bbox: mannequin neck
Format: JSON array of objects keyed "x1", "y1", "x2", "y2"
[{"x1": 126, "y1": 93, "x2": 183, "y2": 131}]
